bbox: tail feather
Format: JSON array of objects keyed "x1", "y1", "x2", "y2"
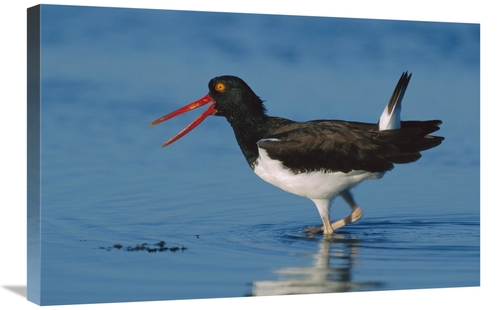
[
  {"x1": 378, "y1": 72, "x2": 411, "y2": 130},
  {"x1": 377, "y1": 72, "x2": 444, "y2": 163}
]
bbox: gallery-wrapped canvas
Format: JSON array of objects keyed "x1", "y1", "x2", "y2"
[{"x1": 27, "y1": 4, "x2": 479, "y2": 306}]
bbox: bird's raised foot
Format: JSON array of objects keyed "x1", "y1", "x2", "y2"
[{"x1": 331, "y1": 206, "x2": 364, "y2": 231}]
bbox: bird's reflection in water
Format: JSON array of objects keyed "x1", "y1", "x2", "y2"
[{"x1": 252, "y1": 233, "x2": 382, "y2": 296}]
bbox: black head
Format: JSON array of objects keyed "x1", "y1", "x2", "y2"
[
  {"x1": 150, "y1": 75, "x2": 268, "y2": 147},
  {"x1": 207, "y1": 76, "x2": 267, "y2": 121}
]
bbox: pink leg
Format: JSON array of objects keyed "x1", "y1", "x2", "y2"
[{"x1": 330, "y1": 190, "x2": 364, "y2": 231}]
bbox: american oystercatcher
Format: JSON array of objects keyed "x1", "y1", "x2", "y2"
[{"x1": 150, "y1": 72, "x2": 443, "y2": 235}]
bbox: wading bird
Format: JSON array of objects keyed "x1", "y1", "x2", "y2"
[{"x1": 150, "y1": 72, "x2": 443, "y2": 235}]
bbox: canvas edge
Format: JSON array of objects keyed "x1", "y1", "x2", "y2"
[{"x1": 27, "y1": 4, "x2": 41, "y2": 306}]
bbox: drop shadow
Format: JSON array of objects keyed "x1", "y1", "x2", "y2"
[{"x1": 2, "y1": 285, "x2": 27, "y2": 298}]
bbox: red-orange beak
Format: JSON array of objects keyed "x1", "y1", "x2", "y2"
[{"x1": 150, "y1": 94, "x2": 217, "y2": 147}]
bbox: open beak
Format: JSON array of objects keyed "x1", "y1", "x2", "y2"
[{"x1": 150, "y1": 94, "x2": 217, "y2": 147}]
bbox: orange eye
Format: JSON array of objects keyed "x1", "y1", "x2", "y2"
[{"x1": 215, "y1": 82, "x2": 226, "y2": 92}]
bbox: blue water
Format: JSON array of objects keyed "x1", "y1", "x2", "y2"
[{"x1": 32, "y1": 5, "x2": 479, "y2": 305}]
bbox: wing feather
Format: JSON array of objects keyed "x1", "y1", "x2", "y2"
[{"x1": 257, "y1": 120, "x2": 442, "y2": 174}]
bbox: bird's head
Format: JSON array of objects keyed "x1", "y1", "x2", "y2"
[{"x1": 150, "y1": 75, "x2": 266, "y2": 147}]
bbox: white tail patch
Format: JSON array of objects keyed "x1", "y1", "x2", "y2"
[
  {"x1": 378, "y1": 72, "x2": 411, "y2": 131},
  {"x1": 378, "y1": 101, "x2": 401, "y2": 130}
]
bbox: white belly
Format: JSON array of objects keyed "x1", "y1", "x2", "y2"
[{"x1": 253, "y1": 147, "x2": 384, "y2": 200}]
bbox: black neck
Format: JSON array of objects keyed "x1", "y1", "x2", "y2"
[
  {"x1": 224, "y1": 114, "x2": 296, "y2": 169},
  {"x1": 225, "y1": 113, "x2": 268, "y2": 168}
]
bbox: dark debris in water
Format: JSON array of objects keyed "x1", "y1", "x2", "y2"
[{"x1": 98, "y1": 240, "x2": 187, "y2": 253}]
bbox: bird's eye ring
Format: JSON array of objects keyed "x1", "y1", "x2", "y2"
[{"x1": 215, "y1": 82, "x2": 226, "y2": 92}]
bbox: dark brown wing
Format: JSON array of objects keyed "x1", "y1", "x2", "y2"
[{"x1": 258, "y1": 120, "x2": 443, "y2": 174}]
